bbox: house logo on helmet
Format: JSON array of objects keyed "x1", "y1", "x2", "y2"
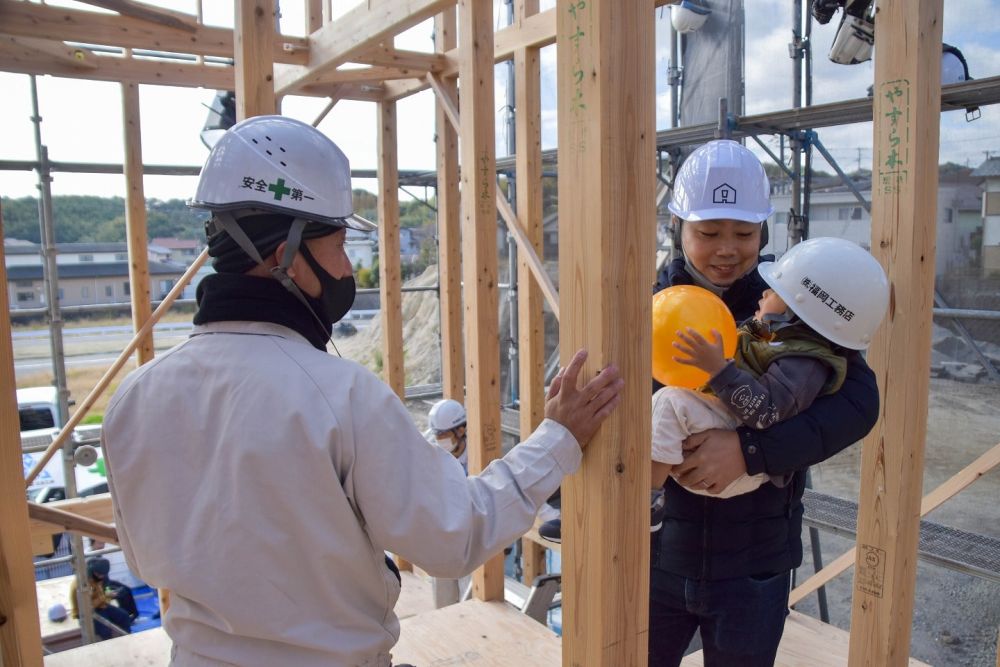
[{"x1": 712, "y1": 183, "x2": 737, "y2": 205}]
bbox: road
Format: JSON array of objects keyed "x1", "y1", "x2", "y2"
[{"x1": 13, "y1": 320, "x2": 371, "y2": 374}]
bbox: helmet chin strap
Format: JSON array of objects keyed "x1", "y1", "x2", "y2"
[{"x1": 214, "y1": 212, "x2": 341, "y2": 356}]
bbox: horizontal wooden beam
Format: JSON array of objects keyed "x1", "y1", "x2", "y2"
[
  {"x1": 0, "y1": 0, "x2": 309, "y2": 65},
  {"x1": 300, "y1": 81, "x2": 385, "y2": 102},
  {"x1": 0, "y1": 46, "x2": 234, "y2": 89},
  {"x1": 273, "y1": 0, "x2": 454, "y2": 95},
  {"x1": 1, "y1": 36, "x2": 98, "y2": 70},
  {"x1": 74, "y1": 0, "x2": 199, "y2": 33},
  {"x1": 312, "y1": 65, "x2": 423, "y2": 85},
  {"x1": 353, "y1": 44, "x2": 446, "y2": 72},
  {"x1": 27, "y1": 494, "x2": 118, "y2": 556}
]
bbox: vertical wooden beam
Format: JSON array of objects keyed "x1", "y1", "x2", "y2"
[
  {"x1": 434, "y1": 9, "x2": 464, "y2": 403},
  {"x1": 458, "y1": 0, "x2": 503, "y2": 602},
  {"x1": 848, "y1": 1, "x2": 942, "y2": 665},
  {"x1": 121, "y1": 82, "x2": 154, "y2": 365},
  {"x1": 514, "y1": 0, "x2": 546, "y2": 584},
  {"x1": 377, "y1": 100, "x2": 411, "y2": 573},
  {"x1": 235, "y1": 0, "x2": 277, "y2": 120},
  {"x1": 306, "y1": 0, "x2": 323, "y2": 33},
  {"x1": 556, "y1": 0, "x2": 654, "y2": 664},
  {"x1": 0, "y1": 205, "x2": 45, "y2": 667},
  {"x1": 377, "y1": 101, "x2": 405, "y2": 399}
]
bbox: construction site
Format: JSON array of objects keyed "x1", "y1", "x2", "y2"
[{"x1": 2, "y1": 0, "x2": 1000, "y2": 665}]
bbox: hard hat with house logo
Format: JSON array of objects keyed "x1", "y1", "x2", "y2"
[
  {"x1": 758, "y1": 237, "x2": 889, "y2": 350},
  {"x1": 668, "y1": 139, "x2": 774, "y2": 224},
  {"x1": 190, "y1": 115, "x2": 375, "y2": 232}
]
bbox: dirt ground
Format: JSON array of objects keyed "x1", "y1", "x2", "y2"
[{"x1": 794, "y1": 377, "x2": 1000, "y2": 667}]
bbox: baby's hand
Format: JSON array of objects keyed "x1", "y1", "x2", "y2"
[{"x1": 672, "y1": 328, "x2": 728, "y2": 377}]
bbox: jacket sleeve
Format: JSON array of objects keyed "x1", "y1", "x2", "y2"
[
  {"x1": 707, "y1": 356, "x2": 831, "y2": 429},
  {"x1": 736, "y1": 351, "x2": 879, "y2": 477},
  {"x1": 349, "y1": 377, "x2": 581, "y2": 579}
]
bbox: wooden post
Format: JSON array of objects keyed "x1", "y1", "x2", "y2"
[
  {"x1": 235, "y1": 0, "x2": 277, "y2": 120},
  {"x1": 378, "y1": 101, "x2": 405, "y2": 398},
  {"x1": 434, "y1": 9, "x2": 464, "y2": 403},
  {"x1": 0, "y1": 205, "x2": 45, "y2": 667},
  {"x1": 377, "y1": 99, "x2": 412, "y2": 573},
  {"x1": 458, "y1": 0, "x2": 503, "y2": 602},
  {"x1": 306, "y1": 0, "x2": 323, "y2": 33},
  {"x1": 121, "y1": 82, "x2": 154, "y2": 365},
  {"x1": 848, "y1": 1, "x2": 943, "y2": 665},
  {"x1": 514, "y1": 0, "x2": 547, "y2": 584},
  {"x1": 556, "y1": 0, "x2": 654, "y2": 664}
]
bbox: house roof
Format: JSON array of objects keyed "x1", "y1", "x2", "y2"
[
  {"x1": 3, "y1": 242, "x2": 128, "y2": 255},
  {"x1": 971, "y1": 157, "x2": 1000, "y2": 178},
  {"x1": 151, "y1": 237, "x2": 202, "y2": 249},
  {"x1": 6, "y1": 261, "x2": 185, "y2": 280}
]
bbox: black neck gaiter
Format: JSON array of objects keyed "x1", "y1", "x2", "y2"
[{"x1": 194, "y1": 273, "x2": 332, "y2": 351}]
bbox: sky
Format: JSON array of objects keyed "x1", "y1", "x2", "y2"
[{"x1": 1, "y1": 0, "x2": 998, "y2": 204}]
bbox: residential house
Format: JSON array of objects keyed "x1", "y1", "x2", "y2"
[
  {"x1": 5, "y1": 241, "x2": 186, "y2": 309},
  {"x1": 767, "y1": 167, "x2": 983, "y2": 277},
  {"x1": 971, "y1": 157, "x2": 1000, "y2": 276},
  {"x1": 150, "y1": 237, "x2": 203, "y2": 265}
]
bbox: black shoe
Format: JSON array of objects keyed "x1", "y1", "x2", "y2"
[
  {"x1": 650, "y1": 488, "x2": 666, "y2": 532},
  {"x1": 538, "y1": 518, "x2": 562, "y2": 544}
]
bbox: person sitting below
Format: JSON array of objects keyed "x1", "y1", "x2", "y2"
[{"x1": 69, "y1": 557, "x2": 135, "y2": 640}]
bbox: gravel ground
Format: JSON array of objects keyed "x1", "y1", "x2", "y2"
[{"x1": 794, "y1": 377, "x2": 1000, "y2": 666}]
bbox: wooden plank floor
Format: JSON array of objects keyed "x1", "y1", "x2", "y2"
[
  {"x1": 43, "y1": 571, "x2": 437, "y2": 666},
  {"x1": 43, "y1": 573, "x2": 933, "y2": 666},
  {"x1": 680, "y1": 610, "x2": 931, "y2": 667},
  {"x1": 392, "y1": 599, "x2": 560, "y2": 666}
]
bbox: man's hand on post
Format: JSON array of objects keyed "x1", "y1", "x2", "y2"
[{"x1": 544, "y1": 349, "x2": 624, "y2": 448}]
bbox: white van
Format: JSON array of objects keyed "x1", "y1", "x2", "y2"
[{"x1": 18, "y1": 387, "x2": 108, "y2": 502}]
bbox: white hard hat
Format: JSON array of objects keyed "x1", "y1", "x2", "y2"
[
  {"x1": 671, "y1": 1, "x2": 711, "y2": 34},
  {"x1": 428, "y1": 399, "x2": 466, "y2": 434},
  {"x1": 190, "y1": 115, "x2": 375, "y2": 232},
  {"x1": 758, "y1": 237, "x2": 889, "y2": 350},
  {"x1": 48, "y1": 603, "x2": 68, "y2": 623},
  {"x1": 668, "y1": 140, "x2": 775, "y2": 224}
]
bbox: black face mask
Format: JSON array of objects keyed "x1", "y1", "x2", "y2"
[{"x1": 299, "y1": 244, "x2": 356, "y2": 325}]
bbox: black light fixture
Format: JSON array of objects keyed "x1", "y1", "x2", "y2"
[{"x1": 200, "y1": 90, "x2": 237, "y2": 149}]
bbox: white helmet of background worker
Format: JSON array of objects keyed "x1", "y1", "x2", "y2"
[
  {"x1": 668, "y1": 139, "x2": 775, "y2": 224},
  {"x1": 671, "y1": 1, "x2": 711, "y2": 34},
  {"x1": 428, "y1": 399, "x2": 467, "y2": 434},
  {"x1": 758, "y1": 237, "x2": 889, "y2": 350}
]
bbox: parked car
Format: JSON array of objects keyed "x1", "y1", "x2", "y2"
[{"x1": 332, "y1": 321, "x2": 358, "y2": 338}]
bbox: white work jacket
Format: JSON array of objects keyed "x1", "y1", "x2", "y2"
[{"x1": 102, "y1": 321, "x2": 580, "y2": 667}]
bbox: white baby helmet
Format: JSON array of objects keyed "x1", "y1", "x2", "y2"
[
  {"x1": 668, "y1": 140, "x2": 775, "y2": 224},
  {"x1": 190, "y1": 115, "x2": 375, "y2": 232},
  {"x1": 428, "y1": 399, "x2": 467, "y2": 434},
  {"x1": 671, "y1": 1, "x2": 711, "y2": 34},
  {"x1": 758, "y1": 237, "x2": 889, "y2": 350}
]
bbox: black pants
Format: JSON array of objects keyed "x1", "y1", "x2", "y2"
[{"x1": 104, "y1": 578, "x2": 138, "y2": 619}]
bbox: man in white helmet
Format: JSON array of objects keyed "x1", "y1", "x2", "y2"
[
  {"x1": 647, "y1": 140, "x2": 881, "y2": 667},
  {"x1": 101, "y1": 115, "x2": 624, "y2": 667},
  {"x1": 425, "y1": 398, "x2": 468, "y2": 472}
]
